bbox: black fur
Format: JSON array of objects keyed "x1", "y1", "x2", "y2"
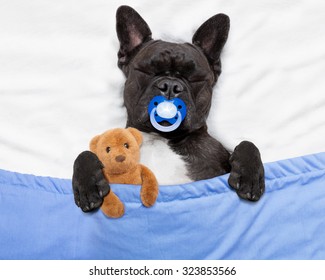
[
  {"x1": 72, "y1": 6, "x2": 265, "y2": 212},
  {"x1": 168, "y1": 126, "x2": 231, "y2": 180},
  {"x1": 72, "y1": 151, "x2": 110, "y2": 212}
]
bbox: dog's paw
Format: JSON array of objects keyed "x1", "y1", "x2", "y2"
[
  {"x1": 72, "y1": 151, "x2": 110, "y2": 212},
  {"x1": 228, "y1": 141, "x2": 265, "y2": 202}
]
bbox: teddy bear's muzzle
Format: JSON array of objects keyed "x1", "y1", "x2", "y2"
[{"x1": 115, "y1": 155, "x2": 126, "y2": 163}]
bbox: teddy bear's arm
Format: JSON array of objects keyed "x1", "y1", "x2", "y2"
[
  {"x1": 72, "y1": 151, "x2": 110, "y2": 212},
  {"x1": 139, "y1": 164, "x2": 159, "y2": 207}
]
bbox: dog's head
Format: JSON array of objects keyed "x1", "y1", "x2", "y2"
[{"x1": 116, "y1": 6, "x2": 230, "y2": 138}]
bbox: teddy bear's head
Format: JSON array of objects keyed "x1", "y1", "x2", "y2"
[{"x1": 90, "y1": 127, "x2": 143, "y2": 175}]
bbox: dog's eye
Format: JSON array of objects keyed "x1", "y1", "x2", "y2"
[
  {"x1": 106, "y1": 147, "x2": 110, "y2": 153},
  {"x1": 124, "y1": 143, "x2": 129, "y2": 149}
]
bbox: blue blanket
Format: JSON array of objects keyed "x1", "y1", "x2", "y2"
[{"x1": 0, "y1": 152, "x2": 325, "y2": 260}]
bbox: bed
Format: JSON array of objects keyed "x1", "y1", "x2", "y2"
[{"x1": 0, "y1": 0, "x2": 324, "y2": 259}]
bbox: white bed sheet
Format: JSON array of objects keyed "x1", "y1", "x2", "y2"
[{"x1": 0, "y1": 0, "x2": 324, "y2": 182}]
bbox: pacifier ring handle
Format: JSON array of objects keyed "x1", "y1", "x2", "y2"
[{"x1": 150, "y1": 108, "x2": 183, "y2": 132}]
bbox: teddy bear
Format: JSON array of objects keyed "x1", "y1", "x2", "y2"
[{"x1": 89, "y1": 127, "x2": 159, "y2": 218}]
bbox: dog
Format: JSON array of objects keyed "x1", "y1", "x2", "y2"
[{"x1": 72, "y1": 5, "x2": 265, "y2": 212}]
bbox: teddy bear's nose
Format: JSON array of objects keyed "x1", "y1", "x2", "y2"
[{"x1": 115, "y1": 155, "x2": 126, "y2": 163}]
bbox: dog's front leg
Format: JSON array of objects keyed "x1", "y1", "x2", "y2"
[
  {"x1": 228, "y1": 141, "x2": 265, "y2": 201},
  {"x1": 72, "y1": 151, "x2": 110, "y2": 212}
]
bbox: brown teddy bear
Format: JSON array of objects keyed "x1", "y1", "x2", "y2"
[{"x1": 90, "y1": 127, "x2": 159, "y2": 218}]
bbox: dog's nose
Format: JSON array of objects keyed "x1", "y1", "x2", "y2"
[
  {"x1": 115, "y1": 155, "x2": 126, "y2": 163},
  {"x1": 157, "y1": 79, "x2": 184, "y2": 98}
]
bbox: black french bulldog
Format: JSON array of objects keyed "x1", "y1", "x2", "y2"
[{"x1": 73, "y1": 6, "x2": 265, "y2": 212}]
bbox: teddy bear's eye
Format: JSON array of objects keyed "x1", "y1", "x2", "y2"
[
  {"x1": 124, "y1": 143, "x2": 129, "y2": 149},
  {"x1": 106, "y1": 147, "x2": 111, "y2": 153}
]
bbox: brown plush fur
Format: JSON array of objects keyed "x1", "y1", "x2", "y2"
[{"x1": 90, "y1": 127, "x2": 159, "y2": 218}]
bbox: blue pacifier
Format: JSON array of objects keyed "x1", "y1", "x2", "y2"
[{"x1": 148, "y1": 96, "x2": 187, "y2": 132}]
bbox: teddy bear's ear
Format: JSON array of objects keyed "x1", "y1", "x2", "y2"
[
  {"x1": 89, "y1": 135, "x2": 100, "y2": 153},
  {"x1": 127, "y1": 127, "x2": 143, "y2": 146}
]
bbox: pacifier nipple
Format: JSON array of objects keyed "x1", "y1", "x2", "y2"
[
  {"x1": 148, "y1": 96, "x2": 187, "y2": 133},
  {"x1": 156, "y1": 102, "x2": 177, "y2": 119}
]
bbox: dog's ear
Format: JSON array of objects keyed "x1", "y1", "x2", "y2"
[
  {"x1": 116, "y1": 6, "x2": 152, "y2": 71},
  {"x1": 192, "y1": 14, "x2": 230, "y2": 76}
]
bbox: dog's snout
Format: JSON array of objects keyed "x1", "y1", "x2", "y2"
[
  {"x1": 157, "y1": 79, "x2": 184, "y2": 98},
  {"x1": 115, "y1": 155, "x2": 126, "y2": 163}
]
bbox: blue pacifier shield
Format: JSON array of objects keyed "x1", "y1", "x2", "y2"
[{"x1": 148, "y1": 96, "x2": 187, "y2": 132}]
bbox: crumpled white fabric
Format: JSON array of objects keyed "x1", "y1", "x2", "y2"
[{"x1": 0, "y1": 0, "x2": 324, "y2": 183}]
